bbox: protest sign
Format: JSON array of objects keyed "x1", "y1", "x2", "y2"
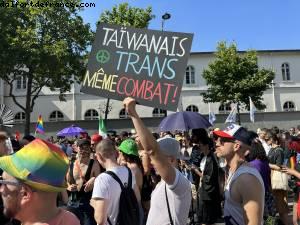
[{"x1": 81, "y1": 23, "x2": 193, "y2": 111}]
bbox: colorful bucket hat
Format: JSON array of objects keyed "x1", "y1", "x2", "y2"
[
  {"x1": 118, "y1": 139, "x2": 138, "y2": 156},
  {"x1": 0, "y1": 138, "x2": 69, "y2": 192}
]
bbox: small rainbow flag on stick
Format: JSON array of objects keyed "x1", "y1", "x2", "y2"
[{"x1": 35, "y1": 115, "x2": 45, "y2": 135}]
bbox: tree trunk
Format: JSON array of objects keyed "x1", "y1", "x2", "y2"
[
  {"x1": 237, "y1": 102, "x2": 241, "y2": 125},
  {"x1": 104, "y1": 98, "x2": 110, "y2": 123},
  {"x1": 24, "y1": 75, "x2": 33, "y2": 135}
]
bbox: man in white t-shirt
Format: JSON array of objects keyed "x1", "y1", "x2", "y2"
[
  {"x1": 91, "y1": 139, "x2": 140, "y2": 225},
  {"x1": 123, "y1": 97, "x2": 191, "y2": 225}
]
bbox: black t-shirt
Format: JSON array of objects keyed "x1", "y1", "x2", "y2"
[{"x1": 268, "y1": 147, "x2": 284, "y2": 166}]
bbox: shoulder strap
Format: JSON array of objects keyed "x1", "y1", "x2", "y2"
[
  {"x1": 78, "y1": 159, "x2": 94, "y2": 193},
  {"x1": 84, "y1": 159, "x2": 94, "y2": 181},
  {"x1": 107, "y1": 217, "x2": 112, "y2": 225},
  {"x1": 105, "y1": 170, "x2": 125, "y2": 190},
  {"x1": 69, "y1": 160, "x2": 76, "y2": 184},
  {"x1": 165, "y1": 184, "x2": 174, "y2": 225},
  {"x1": 106, "y1": 167, "x2": 132, "y2": 225},
  {"x1": 125, "y1": 166, "x2": 132, "y2": 188}
]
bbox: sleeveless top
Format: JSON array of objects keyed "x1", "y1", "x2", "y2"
[
  {"x1": 69, "y1": 159, "x2": 94, "y2": 205},
  {"x1": 224, "y1": 165, "x2": 264, "y2": 225}
]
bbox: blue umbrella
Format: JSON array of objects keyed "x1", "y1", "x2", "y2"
[
  {"x1": 158, "y1": 111, "x2": 212, "y2": 132},
  {"x1": 57, "y1": 125, "x2": 85, "y2": 137}
]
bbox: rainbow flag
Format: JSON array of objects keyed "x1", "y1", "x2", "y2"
[{"x1": 35, "y1": 115, "x2": 45, "y2": 134}]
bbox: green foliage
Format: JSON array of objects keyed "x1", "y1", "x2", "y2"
[
  {"x1": 0, "y1": 0, "x2": 92, "y2": 94},
  {"x1": 0, "y1": 0, "x2": 92, "y2": 134},
  {"x1": 202, "y1": 42, "x2": 275, "y2": 110},
  {"x1": 99, "y1": 3, "x2": 154, "y2": 28}
]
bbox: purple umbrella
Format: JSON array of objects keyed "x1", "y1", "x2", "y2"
[
  {"x1": 57, "y1": 125, "x2": 85, "y2": 137},
  {"x1": 158, "y1": 111, "x2": 212, "y2": 132}
]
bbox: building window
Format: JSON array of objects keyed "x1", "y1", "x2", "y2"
[
  {"x1": 185, "y1": 66, "x2": 195, "y2": 85},
  {"x1": 49, "y1": 111, "x2": 64, "y2": 122},
  {"x1": 119, "y1": 108, "x2": 129, "y2": 119},
  {"x1": 283, "y1": 101, "x2": 295, "y2": 111},
  {"x1": 15, "y1": 112, "x2": 25, "y2": 123},
  {"x1": 152, "y1": 108, "x2": 167, "y2": 117},
  {"x1": 84, "y1": 109, "x2": 99, "y2": 120},
  {"x1": 186, "y1": 105, "x2": 199, "y2": 112},
  {"x1": 219, "y1": 103, "x2": 232, "y2": 114},
  {"x1": 281, "y1": 63, "x2": 290, "y2": 81},
  {"x1": 16, "y1": 76, "x2": 27, "y2": 90}
]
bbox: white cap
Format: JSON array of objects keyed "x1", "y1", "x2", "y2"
[{"x1": 157, "y1": 137, "x2": 181, "y2": 159}]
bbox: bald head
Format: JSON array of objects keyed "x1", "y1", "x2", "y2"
[{"x1": 95, "y1": 139, "x2": 116, "y2": 158}]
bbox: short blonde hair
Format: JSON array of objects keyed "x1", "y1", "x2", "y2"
[{"x1": 95, "y1": 139, "x2": 116, "y2": 158}]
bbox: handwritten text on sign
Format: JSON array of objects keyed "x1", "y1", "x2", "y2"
[{"x1": 81, "y1": 23, "x2": 193, "y2": 111}]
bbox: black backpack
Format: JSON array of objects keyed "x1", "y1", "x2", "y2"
[{"x1": 105, "y1": 167, "x2": 140, "y2": 225}]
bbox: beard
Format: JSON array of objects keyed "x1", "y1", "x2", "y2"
[{"x1": 1, "y1": 194, "x2": 21, "y2": 219}]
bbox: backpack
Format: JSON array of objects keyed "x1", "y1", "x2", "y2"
[{"x1": 105, "y1": 167, "x2": 140, "y2": 225}]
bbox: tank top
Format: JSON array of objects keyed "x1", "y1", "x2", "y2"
[
  {"x1": 224, "y1": 165, "x2": 264, "y2": 225},
  {"x1": 69, "y1": 159, "x2": 94, "y2": 204}
]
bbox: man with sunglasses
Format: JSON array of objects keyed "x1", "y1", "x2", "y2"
[
  {"x1": 0, "y1": 139, "x2": 80, "y2": 225},
  {"x1": 213, "y1": 124, "x2": 264, "y2": 225},
  {"x1": 66, "y1": 139, "x2": 100, "y2": 225}
]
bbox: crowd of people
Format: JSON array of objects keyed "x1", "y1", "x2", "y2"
[{"x1": 1, "y1": 97, "x2": 300, "y2": 225}]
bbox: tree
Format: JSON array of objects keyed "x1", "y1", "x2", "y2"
[
  {"x1": 201, "y1": 42, "x2": 275, "y2": 124},
  {"x1": 99, "y1": 3, "x2": 154, "y2": 28},
  {"x1": 0, "y1": 0, "x2": 93, "y2": 135},
  {"x1": 98, "y1": 3, "x2": 155, "y2": 121}
]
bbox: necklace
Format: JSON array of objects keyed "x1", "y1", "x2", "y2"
[{"x1": 225, "y1": 160, "x2": 245, "y2": 188}]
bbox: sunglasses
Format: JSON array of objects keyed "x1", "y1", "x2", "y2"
[
  {"x1": 0, "y1": 176, "x2": 21, "y2": 187},
  {"x1": 214, "y1": 136, "x2": 236, "y2": 145}
]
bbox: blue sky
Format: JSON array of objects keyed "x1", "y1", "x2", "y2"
[{"x1": 80, "y1": 0, "x2": 300, "y2": 52}]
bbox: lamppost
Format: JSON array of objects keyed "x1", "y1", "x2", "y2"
[
  {"x1": 271, "y1": 80, "x2": 277, "y2": 112},
  {"x1": 161, "y1": 12, "x2": 171, "y2": 31}
]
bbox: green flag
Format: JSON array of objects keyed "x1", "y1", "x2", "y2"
[{"x1": 99, "y1": 115, "x2": 107, "y2": 138}]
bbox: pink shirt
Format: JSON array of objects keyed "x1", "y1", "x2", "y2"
[{"x1": 41, "y1": 209, "x2": 80, "y2": 225}]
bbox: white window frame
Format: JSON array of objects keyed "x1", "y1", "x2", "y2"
[
  {"x1": 185, "y1": 66, "x2": 196, "y2": 85},
  {"x1": 281, "y1": 63, "x2": 291, "y2": 81},
  {"x1": 283, "y1": 101, "x2": 295, "y2": 111},
  {"x1": 219, "y1": 104, "x2": 232, "y2": 114},
  {"x1": 84, "y1": 109, "x2": 99, "y2": 120},
  {"x1": 152, "y1": 108, "x2": 167, "y2": 117},
  {"x1": 49, "y1": 111, "x2": 64, "y2": 122},
  {"x1": 14, "y1": 112, "x2": 25, "y2": 123},
  {"x1": 16, "y1": 76, "x2": 27, "y2": 90},
  {"x1": 119, "y1": 109, "x2": 129, "y2": 119},
  {"x1": 186, "y1": 105, "x2": 199, "y2": 112}
]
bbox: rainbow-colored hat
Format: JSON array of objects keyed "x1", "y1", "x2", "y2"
[{"x1": 0, "y1": 139, "x2": 69, "y2": 192}]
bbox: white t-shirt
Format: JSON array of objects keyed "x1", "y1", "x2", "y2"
[
  {"x1": 92, "y1": 166, "x2": 136, "y2": 225},
  {"x1": 146, "y1": 168, "x2": 192, "y2": 225},
  {"x1": 259, "y1": 138, "x2": 271, "y2": 155},
  {"x1": 199, "y1": 156, "x2": 207, "y2": 172}
]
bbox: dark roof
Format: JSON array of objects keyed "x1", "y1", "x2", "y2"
[{"x1": 190, "y1": 49, "x2": 300, "y2": 55}]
